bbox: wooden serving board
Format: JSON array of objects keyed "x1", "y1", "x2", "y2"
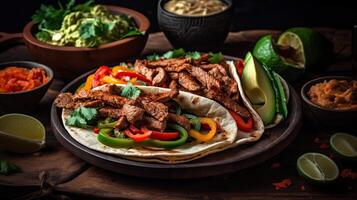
[{"x1": 51, "y1": 58, "x2": 302, "y2": 179}]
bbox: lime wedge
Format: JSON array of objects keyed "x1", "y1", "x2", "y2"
[
  {"x1": 0, "y1": 114, "x2": 45, "y2": 153},
  {"x1": 297, "y1": 152, "x2": 339, "y2": 183},
  {"x1": 330, "y1": 133, "x2": 357, "y2": 159}
]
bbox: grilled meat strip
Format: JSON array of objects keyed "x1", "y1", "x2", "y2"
[
  {"x1": 135, "y1": 60, "x2": 155, "y2": 81},
  {"x1": 205, "y1": 89, "x2": 251, "y2": 118},
  {"x1": 169, "y1": 79, "x2": 179, "y2": 98},
  {"x1": 152, "y1": 67, "x2": 167, "y2": 86},
  {"x1": 178, "y1": 72, "x2": 201, "y2": 91},
  {"x1": 74, "y1": 90, "x2": 136, "y2": 108},
  {"x1": 142, "y1": 116, "x2": 167, "y2": 131},
  {"x1": 190, "y1": 66, "x2": 220, "y2": 90},
  {"x1": 122, "y1": 104, "x2": 145, "y2": 124},
  {"x1": 98, "y1": 84, "x2": 121, "y2": 95},
  {"x1": 54, "y1": 93, "x2": 77, "y2": 109},
  {"x1": 139, "y1": 96, "x2": 169, "y2": 121},
  {"x1": 98, "y1": 107, "x2": 123, "y2": 119},
  {"x1": 114, "y1": 116, "x2": 128, "y2": 130},
  {"x1": 167, "y1": 113, "x2": 191, "y2": 131},
  {"x1": 200, "y1": 64, "x2": 227, "y2": 76},
  {"x1": 146, "y1": 58, "x2": 190, "y2": 68}
]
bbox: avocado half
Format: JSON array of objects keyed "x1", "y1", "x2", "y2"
[{"x1": 242, "y1": 52, "x2": 276, "y2": 125}]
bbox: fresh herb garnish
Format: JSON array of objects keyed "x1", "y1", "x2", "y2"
[
  {"x1": 185, "y1": 51, "x2": 201, "y2": 60},
  {"x1": 146, "y1": 53, "x2": 160, "y2": 61},
  {"x1": 0, "y1": 160, "x2": 19, "y2": 175},
  {"x1": 163, "y1": 48, "x2": 186, "y2": 59},
  {"x1": 120, "y1": 28, "x2": 145, "y2": 39},
  {"x1": 120, "y1": 82, "x2": 141, "y2": 99},
  {"x1": 208, "y1": 52, "x2": 223, "y2": 64},
  {"x1": 66, "y1": 107, "x2": 98, "y2": 128}
]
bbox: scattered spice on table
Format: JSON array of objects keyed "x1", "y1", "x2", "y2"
[
  {"x1": 272, "y1": 178, "x2": 292, "y2": 190},
  {"x1": 319, "y1": 143, "x2": 329, "y2": 149},
  {"x1": 300, "y1": 184, "x2": 306, "y2": 191},
  {"x1": 313, "y1": 137, "x2": 321, "y2": 144},
  {"x1": 271, "y1": 162, "x2": 281, "y2": 169},
  {"x1": 340, "y1": 169, "x2": 357, "y2": 179}
]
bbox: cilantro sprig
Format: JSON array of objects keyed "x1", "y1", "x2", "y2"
[
  {"x1": 146, "y1": 49, "x2": 223, "y2": 63},
  {"x1": 66, "y1": 107, "x2": 98, "y2": 128},
  {"x1": 120, "y1": 82, "x2": 141, "y2": 99}
]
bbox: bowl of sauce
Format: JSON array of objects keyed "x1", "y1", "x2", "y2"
[
  {"x1": 301, "y1": 76, "x2": 357, "y2": 131},
  {"x1": 0, "y1": 61, "x2": 53, "y2": 113},
  {"x1": 158, "y1": 0, "x2": 234, "y2": 50}
]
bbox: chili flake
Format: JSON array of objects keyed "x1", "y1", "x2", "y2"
[
  {"x1": 271, "y1": 162, "x2": 281, "y2": 169},
  {"x1": 272, "y1": 179, "x2": 292, "y2": 190},
  {"x1": 340, "y1": 169, "x2": 357, "y2": 179},
  {"x1": 319, "y1": 143, "x2": 329, "y2": 149}
]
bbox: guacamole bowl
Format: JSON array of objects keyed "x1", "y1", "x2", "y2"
[{"x1": 21, "y1": 6, "x2": 150, "y2": 79}]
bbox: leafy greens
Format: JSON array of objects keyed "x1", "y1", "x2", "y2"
[
  {"x1": 66, "y1": 106, "x2": 98, "y2": 128},
  {"x1": 120, "y1": 82, "x2": 141, "y2": 99}
]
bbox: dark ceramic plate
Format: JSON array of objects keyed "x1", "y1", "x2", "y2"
[{"x1": 51, "y1": 56, "x2": 302, "y2": 179}]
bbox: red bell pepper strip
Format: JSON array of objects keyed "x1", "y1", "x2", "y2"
[
  {"x1": 115, "y1": 71, "x2": 152, "y2": 85},
  {"x1": 92, "y1": 66, "x2": 112, "y2": 87},
  {"x1": 141, "y1": 127, "x2": 179, "y2": 141},
  {"x1": 93, "y1": 127, "x2": 100, "y2": 134},
  {"x1": 229, "y1": 110, "x2": 253, "y2": 132},
  {"x1": 129, "y1": 124, "x2": 142, "y2": 134},
  {"x1": 235, "y1": 58, "x2": 245, "y2": 77},
  {"x1": 124, "y1": 129, "x2": 151, "y2": 142}
]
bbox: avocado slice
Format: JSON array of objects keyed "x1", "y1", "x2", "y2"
[{"x1": 242, "y1": 52, "x2": 276, "y2": 125}]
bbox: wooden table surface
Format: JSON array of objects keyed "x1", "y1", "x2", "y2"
[{"x1": 0, "y1": 30, "x2": 356, "y2": 200}]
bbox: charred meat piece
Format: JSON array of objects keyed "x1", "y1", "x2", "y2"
[
  {"x1": 98, "y1": 107, "x2": 123, "y2": 119},
  {"x1": 178, "y1": 72, "x2": 201, "y2": 91},
  {"x1": 139, "y1": 97, "x2": 169, "y2": 121},
  {"x1": 205, "y1": 89, "x2": 251, "y2": 118},
  {"x1": 169, "y1": 72, "x2": 179, "y2": 80},
  {"x1": 152, "y1": 67, "x2": 167, "y2": 86},
  {"x1": 167, "y1": 113, "x2": 191, "y2": 131},
  {"x1": 134, "y1": 60, "x2": 155, "y2": 81},
  {"x1": 97, "y1": 84, "x2": 121, "y2": 95},
  {"x1": 169, "y1": 79, "x2": 179, "y2": 98},
  {"x1": 74, "y1": 90, "x2": 136, "y2": 108},
  {"x1": 221, "y1": 76, "x2": 238, "y2": 95},
  {"x1": 78, "y1": 100, "x2": 104, "y2": 108},
  {"x1": 114, "y1": 116, "x2": 128, "y2": 130},
  {"x1": 208, "y1": 67, "x2": 224, "y2": 79},
  {"x1": 200, "y1": 64, "x2": 227, "y2": 76},
  {"x1": 54, "y1": 93, "x2": 77, "y2": 109},
  {"x1": 142, "y1": 116, "x2": 166, "y2": 131},
  {"x1": 122, "y1": 104, "x2": 145, "y2": 124},
  {"x1": 190, "y1": 66, "x2": 220, "y2": 90},
  {"x1": 146, "y1": 58, "x2": 190, "y2": 68},
  {"x1": 165, "y1": 63, "x2": 193, "y2": 72}
]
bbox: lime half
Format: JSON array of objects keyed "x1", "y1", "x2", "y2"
[
  {"x1": 278, "y1": 27, "x2": 331, "y2": 71},
  {"x1": 252, "y1": 35, "x2": 304, "y2": 81},
  {"x1": 0, "y1": 114, "x2": 45, "y2": 153},
  {"x1": 297, "y1": 152, "x2": 339, "y2": 184},
  {"x1": 330, "y1": 133, "x2": 357, "y2": 159}
]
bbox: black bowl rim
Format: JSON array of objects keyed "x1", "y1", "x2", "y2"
[
  {"x1": 158, "y1": 0, "x2": 234, "y2": 19},
  {"x1": 301, "y1": 75, "x2": 356, "y2": 113},
  {"x1": 0, "y1": 61, "x2": 54, "y2": 95}
]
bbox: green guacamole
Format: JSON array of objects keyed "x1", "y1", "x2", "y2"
[{"x1": 33, "y1": 1, "x2": 143, "y2": 48}]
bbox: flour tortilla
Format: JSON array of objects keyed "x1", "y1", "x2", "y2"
[{"x1": 62, "y1": 85, "x2": 238, "y2": 160}]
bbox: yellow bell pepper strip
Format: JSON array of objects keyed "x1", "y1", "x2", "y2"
[
  {"x1": 102, "y1": 75, "x2": 127, "y2": 85},
  {"x1": 83, "y1": 74, "x2": 94, "y2": 91},
  {"x1": 130, "y1": 77, "x2": 137, "y2": 85},
  {"x1": 188, "y1": 118, "x2": 217, "y2": 142},
  {"x1": 112, "y1": 65, "x2": 131, "y2": 75},
  {"x1": 75, "y1": 83, "x2": 85, "y2": 93}
]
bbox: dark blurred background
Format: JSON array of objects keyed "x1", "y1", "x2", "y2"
[{"x1": 0, "y1": 0, "x2": 356, "y2": 33}]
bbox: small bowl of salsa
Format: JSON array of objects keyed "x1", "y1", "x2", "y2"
[
  {"x1": 301, "y1": 76, "x2": 357, "y2": 131},
  {"x1": 0, "y1": 61, "x2": 53, "y2": 113}
]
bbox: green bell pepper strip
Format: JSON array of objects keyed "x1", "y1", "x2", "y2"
[
  {"x1": 97, "y1": 124, "x2": 188, "y2": 149},
  {"x1": 182, "y1": 113, "x2": 201, "y2": 131},
  {"x1": 97, "y1": 121, "x2": 117, "y2": 129}
]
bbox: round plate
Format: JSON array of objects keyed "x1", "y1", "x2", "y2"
[{"x1": 51, "y1": 56, "x2": 302, "y2": 179}]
